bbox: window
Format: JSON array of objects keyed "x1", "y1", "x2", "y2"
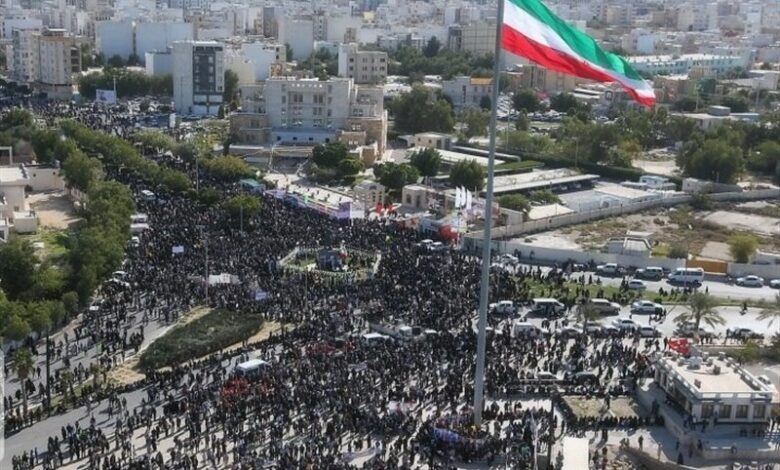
[
  {"x1": 753, "y1": 404, "x2": 766, "y2": 419},
  {"x1": 701, "y1": 404, "x2": 714, "y2": 419},
  {"x1": 718, "y1": 405, "x2": 731, "y2": 419},
  {"x1": 735, "y1": 405, "x2": 749, "y2": 419}
]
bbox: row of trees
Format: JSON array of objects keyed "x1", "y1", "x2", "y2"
[
  {"x1": 388, "y1": 44, "x2": 494, "y2": 82},
  {"x1": 77, "y1": 68, "x2": 173, "y2": 99}
]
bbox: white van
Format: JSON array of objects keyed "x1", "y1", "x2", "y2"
[
  {"x1": 492, "y1": 300, "x2": 516, "y2": 315},
  {"x1": 140, "y1": 189, "x2": 156, "y2": 202},
  {"x1": 529, "y1": 298, "x2": 566, "y2": 316},
  {"x1": 636, "y1": 266, "x2": 664, "y2": 280},
  {"x1": 130, "y1": 213, "x2": 148, "y2": 224},
  {"x1": 512, "y1": 322, "x2": 548, "y2": 338},
  {"x1": 362, "y1": 332, "x2": 390, "y2": 346},
  {"x1": 236, "y1": 359, "x2": 270, "y2": 376},
  {"x1": 668, "y1": 267, "x2": 704, "y2": 285}
]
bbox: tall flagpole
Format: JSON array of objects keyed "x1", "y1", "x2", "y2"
[{"x1": 473, "y1": 0, "x2": 505, "y2": 426}]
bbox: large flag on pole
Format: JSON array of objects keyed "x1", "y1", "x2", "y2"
[{"x1": 501, "y1": 0, "x2": 655, "y2": 106}]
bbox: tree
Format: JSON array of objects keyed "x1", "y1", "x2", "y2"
[
  {"x1": 62, "y1": 151, "x2": 102, "y2": 192},
  {"x1": 677, "y1": 138, "x2": 743, "y2": 184},
  {"x1": 311, "y1": 142, "x2": 349, "y2": 168},
  {"x1": 223, "y1": 195, "x2": 261, "y2": 223},
  {"x1": 377, "y1": 162, "x2": 419, "y2": 191},
  {"x1": 728, "y1": 234, "x2": 758, "y2": 263},
  {"x1": 337, "y1": 158, "x2": 363, "y2": 177},
  {"x1": 223, "y1": 70, "x2": 240, "y2": 110},
  {"x1": 529, "y1": 190, "x2": 560, "y2": 204},
  {"x1": 747, "y1": 141, "x2": 780, "y2": 176},
  {"x1": 515, "y1": 112, "x2": 530, "y2": 131},
  {"x1": 549, "y1": 93, "x2": 579, "y2": 112},
  {"x1": 674, "y1": 293, "x2": 724, "y2": 344},
  {"x1": 575, "y1": 303, "x2": 601, "y2": 334},
  {"x1": 459, "y1": 108, "x2": 489, "y2": 139},
  {"x1": 757, "y1": 294, "x2": 780, "y2": 327},
  {"x1": 720, "y1": 95, "x2": 750, "y2": 113},
  {"x1": 0, "y1": 238, "x2": 38, "y2": 300},
  {"x1": 409, "y1": 147, "x2": 442, "y2": 179},
  {"x1": 512, "y1": 90, "x2": 539, "y2": 113},
  {"x1": 107, "y1": 54, "x2": 125, "y2": 67},
  {"x1": 423, "y1": 37, "x2": 441, "y2": 58},
  {"x1": 498, "y1": 194, "x2": 530, "y2": 214},
  {"x1": 673, "y1": 97, "x2": 697, "y2": 112},
  {"x1": 11, "y1": 348, "x2": 34, "y2": 414},
  {"x1": 449, "y1": 160, "x2": 485, "y2": 191},
  {"x1": 285, "y1": 43, "x2": 294, "y2": 61},
  {"x1": 200, "y1": 155, "x2": 255, "y2": 182},
  {"x1": 390, "y1": 86, "x2": 454, "y2": 134}
]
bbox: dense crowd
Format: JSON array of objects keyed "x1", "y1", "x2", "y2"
[{"x1": 4, "y1": 100, "x2": 661, "y2": 470}]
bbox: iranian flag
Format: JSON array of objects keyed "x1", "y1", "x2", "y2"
[{"x1": 502, "y1": 0, "x2": 655, "y2": 106}]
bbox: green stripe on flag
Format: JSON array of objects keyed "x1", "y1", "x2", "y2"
[{"x1": 506, "y1": 0, "x2": 644, "y2": 81}]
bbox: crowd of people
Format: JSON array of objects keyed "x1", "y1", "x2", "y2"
[{"x1": 2, "y1": 100, "x2": 683, "y2": 469}]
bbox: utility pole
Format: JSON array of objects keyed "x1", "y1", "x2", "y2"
[
  {"x1": 45, "y1": 329, "x2": 51, "y2": 414},
  {"x1": 200, "y1": 226, "x2": 209, "y2": 301}
]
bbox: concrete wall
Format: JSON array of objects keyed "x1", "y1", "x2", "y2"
[
  {"x1": 96, "y1": 21, "x2": 134, "y2": 60},
  {"x1": 136, "y1": 22, "x2": 194, "y2": 60},
  {"x1": 727, "y1": 262, "x2": 780, "y2": 280}
]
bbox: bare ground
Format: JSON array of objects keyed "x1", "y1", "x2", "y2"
[{"x1": 28, "y1": 190, "x2": 79, "y2": 229}]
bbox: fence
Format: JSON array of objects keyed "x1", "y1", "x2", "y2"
[
  {"x1": 727, "y1": 262, "x2": 780, "y2": 279},
  {"x1": 466, "y1": 188, "x2": 780, "y2": 242}
]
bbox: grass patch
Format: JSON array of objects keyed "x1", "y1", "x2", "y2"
[
  {"x1": 651, "y1": 243, "x2": 670, "y2": 257},
  {"x1": 139, "y1": 309, "x2": 264, "y2": 370},
  {"x1": 20, "y1": 228, "x2": 70, "y2": 264}
]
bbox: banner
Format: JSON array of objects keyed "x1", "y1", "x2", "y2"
[
  {"x1": 95, "y1": 89, "x2": 117, "y2": 104},
  {"x1": 172, "y1": 245, "x2": 185, "y2": 254},
  {"x1": 254, "y1": 290, "x2": 268, "y2": 301}
]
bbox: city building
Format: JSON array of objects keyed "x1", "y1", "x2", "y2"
[
  {"x1": 337, "y1": 43, "x2": 387, "y2": 84},
  {"x1": 352, "y1": 180, "x2": 386, "y2": 208},
  {"x1": 447, "y1": 21, "x2": 496, "y2": 55},
  {"x1": 95, "y1": 20, "x2": 134, "y2": 61},
  {"x1": 0, "y1": 165, "x2": 37, "y2": 234},
  {"x1": 135, "y1": 22, "x2": 194, "y2": 60},
  {"x1": 35, "y1": 28, "x2": 81, "y2": 97},
  {"x1": 627, "y1": 54, "x2": 750, "y2": 77},
  {"x1": 145, "y1": 49, "x2": 173, "y2": 77},
  {"x1": 441, "y1": 76, "x2": 493, "y2": 110},
  {"x1": 230, "y1": 76, "x2": 387, "y2": 164},
  {"x1": 518, "y1": 63, "x2": 585, "y2": 94},
  {"x1": 172, "y1": 40, "x2": 225, "y2": 116},
  {"x1": 652, "y1": 355, "x2": 777, "y2": 425},
  {"x1": 10, "y1": 27, "x2": 38, "y2": 84}
]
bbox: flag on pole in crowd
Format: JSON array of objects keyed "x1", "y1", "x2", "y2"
[
  {"x1": 465, "y1": 188, "x2": 473, "y2": 210},
  {"x1": 95, "y1": 89, "x2": 117, "y2": 104},
  {"x1": 500, "y1": 0, "x2": 655, "y2": 106},
  {"x1": 529, "y1": 411, "x2": 539, "y2": 470},
  {"x1": 172, "y1": 245, "x2": 185, "y2": 254}
]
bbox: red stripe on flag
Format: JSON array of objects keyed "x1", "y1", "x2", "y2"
[{"x1": 501, "y1": 24, "x2": 655, "y2": 107}]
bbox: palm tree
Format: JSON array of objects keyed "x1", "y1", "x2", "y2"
[
  {"x1": 674, "y1": 292, "x2": 724, "y2": 344},
  {"x1": 11, "y1": 348, "x2": 35, "y2": 415},
  {"x1": 575, "y1": 302, "x2": 601, "y2": 334},
  {"x1": 757, "y1": 293, "x2": 780, "y2": 327}
]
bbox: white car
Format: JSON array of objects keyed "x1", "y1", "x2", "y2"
[
  {"x1": 498, "y1": 254, "x2": 519, "y2": 265},
  {"x1": 574, "y1": 322, "x2": 602, "y2": 335},
  {"x1": 556, "y1": 325, "x2": 583, "y2": 338},
  {"x1": 630, "y1": 300, "x2": 663, "y2": 315},
  {"x1": 770, "y1": 279, "x2": 780, "y2": 289},
  {"x1": 638, "y1": 326, "x2": 662, "y2": 338},
  {"x1": 627, "y1": 279, "x2": 647, "y2": 290},
  {"x1": 612, "y1": 318, "x2": 639, "y2": 331},
  {"x1": 596, "y1": 263, "x2": 621, "y2": 276},
  {"x1": 736, "y1": 275, "x2": 764, "y2": 287}
]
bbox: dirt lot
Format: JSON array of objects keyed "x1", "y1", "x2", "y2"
[
  {"x1": 563, "y1": 396, "x2": 642, "y2": 419},
  {"x1": 702, "y1": 210, "x2": 780, "y2": 237},
  {"x1": 28, "y1": 190, "x2": 79, "y2": 229}
]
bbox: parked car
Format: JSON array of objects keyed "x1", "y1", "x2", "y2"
[
  {"x1": 581, "y1": 298, "x2": 621, "y2": 315},
  {"x1": 736, "y1": 275, "x2": 764, "y2": 287},
  {"x1": 727, "y1": 327, "x2": 764, "y2": 340},
  {"x1": 574, "y1": 322, "x2": 602, "y2": 335},
  {"x1": 491, "y1": 300, "x2": 517, "y2": 315},
  {"x1": 676, "y1": 322, "x2": 715, "y2": 339},
  {"x1": 572, "y1": 371, "x2": 599, "y2": 384},
  {"x1": 612, "y1": 318, "x2": 639, "y2": 332},
  {"x1": 630, "y1": 300, "x2": 663, "y2": 315},
  {"x1": 600, "y1": 325, "x2": 621, "y2": 337},
  {"x1": 769, "y1": 279, "x2": 780, "y2": 289},
  {"x1": 596, "y1": 263, "x2": 622, "y2": 276},
  {"x1": 498, "y1": 254, "x2": 519, "y2": 265},
  {"x1": 556, "y1": 325, "x2": 583, "y2": 339},
  {"x1": 635, "y1": 266, "x2": 665, "y2": 280},
  {"x1": 627, "y1": 279, "x2": 647, "y2": 290},
  {"x1": 638, "y1": 326, "x2": 662, "y2": 338}
]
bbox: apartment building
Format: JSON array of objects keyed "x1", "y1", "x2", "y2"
[
  {"x1": 628, "y1": 53, "x2": 749, "y2": 77},
  {"x1": 441, "y1": 76, "x2": 492, "y2": 110},
  {"x1": 10, "y1": 28, "x2": 38, "y2": 83},
  {"x1": 337, "y1": 43, "x2": 387, "y2": 84},
  {"x1": 172, "y1": 41, "x2": 225, "y2": 116},
  {"x1": 36, "y1": 28, "x2": 81, "y2": 96},
  {"x1": 519, "y1": 63, "x2": 585, "y2": 94},
  {"x1": 230, "y1": 76, "x2": 387, "y2": 164},
  {"x1": 447, "y1": 21, "x2": 496, "y2": 55}
]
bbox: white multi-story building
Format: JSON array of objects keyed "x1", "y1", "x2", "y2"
[
  {"x1": 10, "y1": 28, "x2": 38, "y2": 83},
  {"x1": 239, "y1": 40, "x2": 285, "y2": 81},
  {"x1": 172, "y1": 40, "x2": 225, "y2": 116},
  {"x1": 621, "y1": 29, "x2": 657, "y2": 55},
  {"x1": 136, "y1": 22, "x2": 194, "y2": 60},
  {"x1": 627, "y1": 54, "x2": 749, "y2": 77},
  {"x1": 278, "y1": 17, "x2": 314, "y2": 60},
  {"x1": 447, "y1": 21, "x2": 496, "y2": 55},
  {"x1": 1, "y1": 16, "x2": 42, "y2": 39},
  {"x1": 36, "y1": 29, "x2": 81, "y2": 96},
  {"x1": 145, "y1": 49, "x2": 173, "y2": 77},
  {"x1": 95, "y1": 20, "x2": 134, "y2": 61},
  {"x1": 441, "y1": 76, "x2": 493, "y2": 110},
  {"x1": 337, "y1": 43, "x2": 387, "y2": 85},
  {"x1": 230, "y1": 76, "x2": 387, "y2": 163}
]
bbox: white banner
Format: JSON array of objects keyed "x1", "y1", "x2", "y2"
[
  {"x1": 95, "y1": 89, "x2": 117, "y2": 104},
  {"x1": 172, "y1": 245, "x2": 185, "y2": 254}
]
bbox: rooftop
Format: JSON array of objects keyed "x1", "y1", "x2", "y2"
[
  {"x1": 0, "y1": 166, "x2": 28, "y2": 184},
  {"x1": 491, "y1": 169, "x2": 598, "y2": 194},
  {"x1": 627, "y1": 53, "x2": 741, "y2": 64},
  {"x1": 659, "y1": 356, "x2": 775, "y2": 399}
]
